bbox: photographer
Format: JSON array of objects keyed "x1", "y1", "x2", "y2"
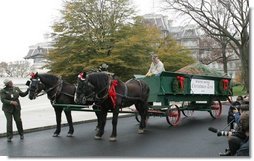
[
  {"x1": 227, "y1": 96, "x2": 243, "y2": 130},
  {"x1": 235, "y1": 111, "x2": 249, "y2": 156},
  {"x1": 220, "y1": 104, "x2": 249, "y2": 156}
]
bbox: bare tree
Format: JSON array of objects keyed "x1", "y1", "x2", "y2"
[
  {"x1": 1, "y1": 61, "x2": 31, "y2": 78},
  {"x1": 163, "y1": 0, "x2": 249, "y2": 90},
  {"x1": 199, "y1": 36, "x2": 223, "y2": 65},
  {"x1": 0, "y1": 62, "x2": 8, "y2": 77},
  {"x1": 14, "y1": 61, "x2": 31, "y2": 77},
  {"x1": 199, "y1": 35, "x2": 239, "y2": 74}
]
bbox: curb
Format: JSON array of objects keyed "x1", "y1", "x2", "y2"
[{"x1": 0, "y1": 114, "x2": 134, "y2": 138}]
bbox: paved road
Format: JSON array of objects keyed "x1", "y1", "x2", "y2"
[{"x1": 0, "y1": 105, "x2": 230, "y2": 157}]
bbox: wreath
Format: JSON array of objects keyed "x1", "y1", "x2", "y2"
[{"x1": 172, "y1": 76, "x2": 185, "y2": 93}]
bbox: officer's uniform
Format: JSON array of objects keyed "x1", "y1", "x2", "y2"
[{"x1": 0, "y1": 85, "x2": 28, "y2": 140}]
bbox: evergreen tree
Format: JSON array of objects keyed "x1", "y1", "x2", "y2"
[{"x1": 47, "y1": 0, "x2": 195, "y2": 82}]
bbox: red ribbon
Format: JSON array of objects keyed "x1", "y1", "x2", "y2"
[
  {"x1": 222, "y1": 79, "x2": 229, "y2": 90},
  {"x1": 30, "y1": 72, "x2": 36, "y2": 79},
  {"x1": 177, "y1": 76, "x2": 185, "y2": 89},
  {"x1": 108, "y1": 80, "x2": 118, "y2": 108},
  {"x1": 78, "y1": 72, "x2": 85, "y2": 80}
]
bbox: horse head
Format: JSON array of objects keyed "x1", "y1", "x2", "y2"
[
  {"x1": 28, "y1": 72, "x2": 61, "y2": 100},
  {"x1": 28, "y1": 72, "x2": 45, "y2": 100},
  {"x1": 74, "y1": 72, "x2": 96, "y2": 105}
]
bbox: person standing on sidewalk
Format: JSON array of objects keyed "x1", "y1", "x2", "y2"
[{"x1": 0, "y1": 79, "x2": 28, "y2": 142}]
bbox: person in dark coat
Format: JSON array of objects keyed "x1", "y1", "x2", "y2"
[
  {"x1": 220, "y1": 105, "x2": 249, "y2": 156},
  {"x1": 0, "y1": 79, "x2": 28, "y2": 142},
  {"x1": 227, "y1": 96, "x2": 243, "y2": 130},
  {"x1": 235, "y1": 111, "x2": 249, "y2": 156}
]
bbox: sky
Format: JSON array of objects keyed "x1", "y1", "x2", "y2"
[
  {"x1": 0, "y1": 0, "x2": 252, "y2": 63},
  {"x1": 0, "y1": 0, "x2": 164, "y2": 63},
  {"x1": 0, "y1": 0, "x2": 63, "y2": 62}
]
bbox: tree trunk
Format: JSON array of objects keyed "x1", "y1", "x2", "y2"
[
  {"x1": 221, "y1": 44, "x2": 228, "y2": 75},
  {"x1": 240, "y1": 43, "x2": 249, "y2": 92}
]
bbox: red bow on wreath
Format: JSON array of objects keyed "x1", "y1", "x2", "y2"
[
  {"x1": 176, "y1": 76, "x2": 185, "y2": 89},
  {"x1": 222, "y1": 79, "x2": 229, "y2": 90}
]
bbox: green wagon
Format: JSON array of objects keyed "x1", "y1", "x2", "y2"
[{"x1": 135, "y1": 71, "x2": 232, "y2": 126}]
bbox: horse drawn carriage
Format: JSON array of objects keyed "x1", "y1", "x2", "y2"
[
  {"x1": 27, "y1": 70, "x2": 231, "y2": 140},
  {"x1": 54, "y1": 71, "x2": 231, "y2": 125}
]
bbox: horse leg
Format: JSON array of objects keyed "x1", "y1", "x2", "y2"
[
  {"x1": 94, "y1": 108, "x2": 107, "y2": 140},
  {"x1": 92, "y1": 105, "x2": 101, "y2": 131},
  {"x1": 135, "y1": 103, "x2": 147, "y2": 134},
  {"x1": 53, "y1": 107, "x2": 62, "y2": 137},
  {"x1": 64, "y1": 110, "x2": 74, "y2": 137},
  {"x1": 110, "y1": 108, "x2": 119, "y2": 142}
]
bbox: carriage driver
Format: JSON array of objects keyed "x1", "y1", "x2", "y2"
[
  {"x1": 145, "y1": 53, "x2": 165, "y2": 77},
  {"x1": 0, "y1": 79, "x2": 29, "y2": 142}
]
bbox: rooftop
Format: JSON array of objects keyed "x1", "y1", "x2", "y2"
[{"x1": 24, "y1": 42, "x2": 53, "y2": 59}]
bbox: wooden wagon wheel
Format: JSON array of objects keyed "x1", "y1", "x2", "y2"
[
  {"x1": 209, "y1": 99, "x2": 222, "y2": 119},
  {"x1": 181, "y1": 101, "x2": 194, "y2": 117},
  {"x1": 166, "y1": 104, "x2": 181, "y2": 126}
]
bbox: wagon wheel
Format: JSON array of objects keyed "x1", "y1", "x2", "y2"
[
  {"x1": 166, "y1": 104, "x2": 181, "y2": 126},
  {"x1": 182, "y1": 110, "x2": 194, "y2": 117},
  {"x1": 181, "y1": 101, "x2": 194, "y2": 117},
  {"x1": 209, "y1": 99, "x2": 222, "y2": 119}
]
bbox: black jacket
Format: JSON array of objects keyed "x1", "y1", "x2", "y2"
[{"x1": 0, "y1": 86, "x2": 28, "y2": 113}]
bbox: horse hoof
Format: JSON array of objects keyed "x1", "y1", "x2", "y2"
[
  {"x1": 109, "y1": 137, "x2": 117, "y2": 142},
  {"x1": 67, "y1": 133, "x2": 73, "y2": 137},
  {"x1": 138, "y1": 129, "x2": 145, "y2": 134},
  {"x1": 53, "y1": 133, "x2": 59, "y2": 137},
  {"x1": 94, "y1": 135, "x2": 102, "y2": 140}
]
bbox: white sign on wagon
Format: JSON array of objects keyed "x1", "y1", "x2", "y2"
[{"x1": 190, "y1": 79, "x2": 215, "y2": 94}]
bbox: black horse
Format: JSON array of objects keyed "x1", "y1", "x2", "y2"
[
  {"x1": 74, "y1": 72, "x2": 150, "y2": 141},
  {"x1": 28, "y1": 72, "x2": 75, "y2": 137}
]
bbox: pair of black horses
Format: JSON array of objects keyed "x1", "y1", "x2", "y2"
[{"x1": 28, "y1": 72, "x2": 150, "y2": 141}]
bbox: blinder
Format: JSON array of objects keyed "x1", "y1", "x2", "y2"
[{"x1": 28, "y1": 78, "x2": 43, "y2": 99}]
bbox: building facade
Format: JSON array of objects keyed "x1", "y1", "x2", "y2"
[
  {"x1": 24, "y1": 40, "x2": 52, "y2": 73},
  {"x1": 142, "y1": 13, "x2": 240, "y2": 79}
]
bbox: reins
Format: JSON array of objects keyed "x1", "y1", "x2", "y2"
[
  {"x1": 35, "y1": 79, "x2": 62, "y2": 98},
  {"x1": 84, "y1": 85, "x2": 109, "y2": 102},
  {"x1": 33, "y1": 77, "x2": 75, "y2": 102}
]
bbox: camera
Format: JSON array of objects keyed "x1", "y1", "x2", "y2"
[
  {"x1": 208, "y1": 127, "x2": 231, "y2": 137},
  {"x1": 217, "y1": 131, "x2": 230, "y2": 136}
]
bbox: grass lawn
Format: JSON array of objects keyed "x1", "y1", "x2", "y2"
[{"x1": 232, "y1": 85, "x2": 248, "y2": 96}]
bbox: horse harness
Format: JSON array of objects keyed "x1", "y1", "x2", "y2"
[
  {"x1": 34, "y1": 77, "x2": 74, "y2": 103},
  {"x1": 118, "y1": 78, "x2": 144, "y2": 101},
  {"x1": 85, "y1": 76, "x2": 144, "y2": 107},
  {"x1": 83, "y1": 75, "x2": 111, "y2": 103}
]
